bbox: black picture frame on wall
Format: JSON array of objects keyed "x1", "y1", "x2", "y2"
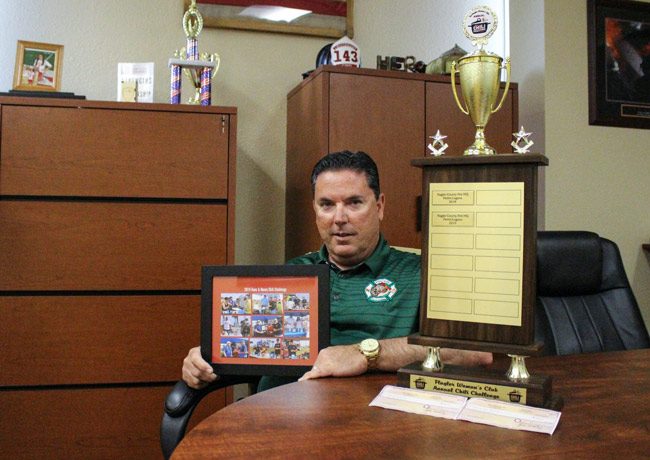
[{"x1": 588, "y1": 0, "x2": 650, "y2": 129}]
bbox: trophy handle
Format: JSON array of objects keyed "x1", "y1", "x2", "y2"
[
  {"x1": 211, "y1": 53, "x2": 221, "y2": 79},
  {"x1": 450, "y1": 60, "x2": 469, "y2": 116},
  {"x1": 491, "y1": 57, "x2": 511, "y2": 114},
  {"x1": 183, "y1": 67, "x2": 200, "y2": 87}
]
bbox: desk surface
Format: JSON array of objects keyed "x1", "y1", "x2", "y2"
[{"x1": 173, "y1": 349, "x2": 650, "y2": 459}]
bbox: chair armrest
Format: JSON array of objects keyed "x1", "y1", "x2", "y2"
[{"x1": 160, "y1": 376, "x2": 259, "y2": 459}]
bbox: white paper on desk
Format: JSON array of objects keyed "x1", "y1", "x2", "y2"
[
  {"x1": 369, "y1": 385, "x2": 467, "y2": 420},
  {"x1": 370, "y1": 385, "x2": 561, "y2": 435},
  {"x1": 458, "y1": 397, "x2": 561, "y2": 435}
]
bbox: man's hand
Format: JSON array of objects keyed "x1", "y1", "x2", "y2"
[
  {"x1": 440, "y1": 348, "x2": 493, "y2": 367},
  {"x1": 298, "y1": 344, "x2": 367, "y2": 381},
  {"x1": 182, "y1": 346, "x2": 218, "y2": 389}
]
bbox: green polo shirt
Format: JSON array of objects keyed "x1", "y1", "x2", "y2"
[
  {"x1": 290, "y1": 235, "x2": 421, "y2": 345},
  {"x1": 257, "y1": 235, "x2": 421, "y2": 392}
]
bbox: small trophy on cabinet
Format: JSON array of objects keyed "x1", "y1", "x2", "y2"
[{"x1": 169, "y1": 0, "x2": 220, "y2": 105}]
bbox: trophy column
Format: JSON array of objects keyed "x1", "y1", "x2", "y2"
[{"x1": 397, "y1": 154, "x2": 562, "y2": 409}]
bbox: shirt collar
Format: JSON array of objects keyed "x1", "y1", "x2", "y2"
[{"x1": 317, "y1": 234, "x2": 390, "y2": 276}]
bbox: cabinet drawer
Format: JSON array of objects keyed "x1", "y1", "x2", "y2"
[
  {"x1": 0, "y1": 385, "x2": 226, "y2": 459},
  {"x1": 0, "y1": 295, "x2": 201, "y2": 386},
  {"x1": 0, "y1": 201, "x2": 228, "y2": 291},
  {"x1": 0, "y1": 105, "x2": 229, "y2": 198}
]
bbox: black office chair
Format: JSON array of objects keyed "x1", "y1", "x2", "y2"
[
  {"x1": 160, "y1": 375, "x2": 260, "y2": 460},
  {"x1": 535, "y1": 231, "x2": 650, "y2": 355}
]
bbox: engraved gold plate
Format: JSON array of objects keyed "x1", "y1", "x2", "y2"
[{"x1": 409, "y1": 374, "x2": 527, "y2": 405}]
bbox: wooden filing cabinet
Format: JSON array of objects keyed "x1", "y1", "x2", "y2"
[
  {"x1": 0, "y1": 97, "x2": 237, "y2": 458},
  {"x1": 285, "y1": 65, "x2": 518, "y2": 258}
]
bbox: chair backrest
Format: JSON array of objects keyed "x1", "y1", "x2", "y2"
[{"x1": 535, "y1": 231, "x2": 650, "y2": 355}]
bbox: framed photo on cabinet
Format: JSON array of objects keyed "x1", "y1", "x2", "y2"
[
  {"x1": 13, "y1": 40, "x2": 64, "y2": 92},
  {"x1": 588, "y1": 0, "x2": 650, "y2": 129}
]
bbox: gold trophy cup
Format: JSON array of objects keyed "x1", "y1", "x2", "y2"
[{"x1": 451, "y1": 6, "x2": 511, "y2": 155}]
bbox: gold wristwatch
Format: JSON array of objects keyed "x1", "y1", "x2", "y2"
[{"x1": 358, "y1": 338, "x2": 381, "y2": 369}]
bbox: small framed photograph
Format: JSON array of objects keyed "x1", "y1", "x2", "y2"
[
  {"x1": 201, "y1": 264, "x2": 330, "y2": 376},
  {"x1": 588, "y1": 0, "x2": 650, "y2": 129},
  {"x1": 13, "y1": 40, "x2": 64, "y2": 92}
]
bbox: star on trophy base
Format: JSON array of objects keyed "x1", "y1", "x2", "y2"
[
  {"x1": 427, "y1": 130, "x2": 448, "y2": 156},
  {"x1": 512, "y1": 126, "x2": 534, "y2": 154}
]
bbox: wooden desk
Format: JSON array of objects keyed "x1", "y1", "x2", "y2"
[{"x1": 173, "y1": 350, "x2": 650, "y2": 459}]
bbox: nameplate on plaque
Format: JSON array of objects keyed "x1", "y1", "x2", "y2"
[{"x1": 409, "y1": 374, "x2": 527, "y2": 405}]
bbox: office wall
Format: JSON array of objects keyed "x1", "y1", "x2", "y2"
[
  {"x1": 354, "y1": 0, "x2": 507, "y2": 61},
  {"x1": 510, "y1": 0, "x2": 546, "y2": 228},
  {"x1": 545, "y1": 0, "x2": 650, "y2": 324}
]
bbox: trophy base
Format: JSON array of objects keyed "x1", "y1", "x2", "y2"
[
  {"x1": 464, "y1": 143, "x2": 497, "y2": 156},
  {"x1": 397, "y1": 361, "x2": 563, "y2": 410}
]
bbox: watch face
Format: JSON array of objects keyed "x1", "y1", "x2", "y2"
[{"x1": 360, "y1": 338, "x2": 379, "y2": 353}]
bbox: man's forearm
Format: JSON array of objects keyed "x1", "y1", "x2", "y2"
[
  {"x1": 375, "y1": 337, "x2": 428, "y2": 371},
  {"x1": 297, "y1": 338, "x2": 494, "y2": 382},
  {"x1": 375, "y1": 338, "x2": 494, "y2": 371}
]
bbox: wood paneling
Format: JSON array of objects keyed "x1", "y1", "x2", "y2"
[
  {"x1": 0, "y1": 201, "x2": 227, "y2": 291},
  {"x1": 0, "y1": 105, "x2": 230, "y2": 199},
  {"x1": 0, "y1": 295, "x2": 201, "y2": 386}
]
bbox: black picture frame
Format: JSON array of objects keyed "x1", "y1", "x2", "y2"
[
  {"x1": 201, "y1": 264, "x2": 330, "y2": 376},
  {"x1": 588, "y1": 0, "x2": 650, "y2": 129}
]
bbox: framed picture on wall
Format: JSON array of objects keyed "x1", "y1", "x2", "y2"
[
  {"x1": 588, "y1": 0, "x2": 650, "y2": 129},
  {"x1": 12, "y1": 40, "x2": 64, "y2": 92},
  {"x1": 189, "y1": 0, "x2": 354, "y2": 38}
]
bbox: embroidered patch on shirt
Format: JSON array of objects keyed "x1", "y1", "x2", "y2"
[{"x1": 365, "y1": 278, "x2": 397, "y2": 302}]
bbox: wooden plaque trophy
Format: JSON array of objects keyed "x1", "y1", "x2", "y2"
[{"x1": 397, "y1": 6, "x2": 560, "y2": 409}]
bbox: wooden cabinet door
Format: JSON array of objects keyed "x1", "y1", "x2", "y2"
[{"x1": 328, "y1": 73, "x2": 424, "y2": 249}]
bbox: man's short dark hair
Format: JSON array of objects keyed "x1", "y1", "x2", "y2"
[{"x1": 310, "y1": 151, "x2": 381, "y2": 199}]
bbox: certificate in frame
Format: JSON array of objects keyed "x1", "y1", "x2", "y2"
[
  {"x1": 588, "y1": 0, "x2": 650, "y2": 129},
  {"x1": 201, "y1": 264, "x2": 330, "y2": 376}
]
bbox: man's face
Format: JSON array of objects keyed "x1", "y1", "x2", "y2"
[{"x1": 313, "y1": 169, "x2": 384, "y2": 270}]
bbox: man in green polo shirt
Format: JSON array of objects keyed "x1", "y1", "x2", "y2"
[{"x1": 182, "y1": 151, "x2": 492, "y2": 390}]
